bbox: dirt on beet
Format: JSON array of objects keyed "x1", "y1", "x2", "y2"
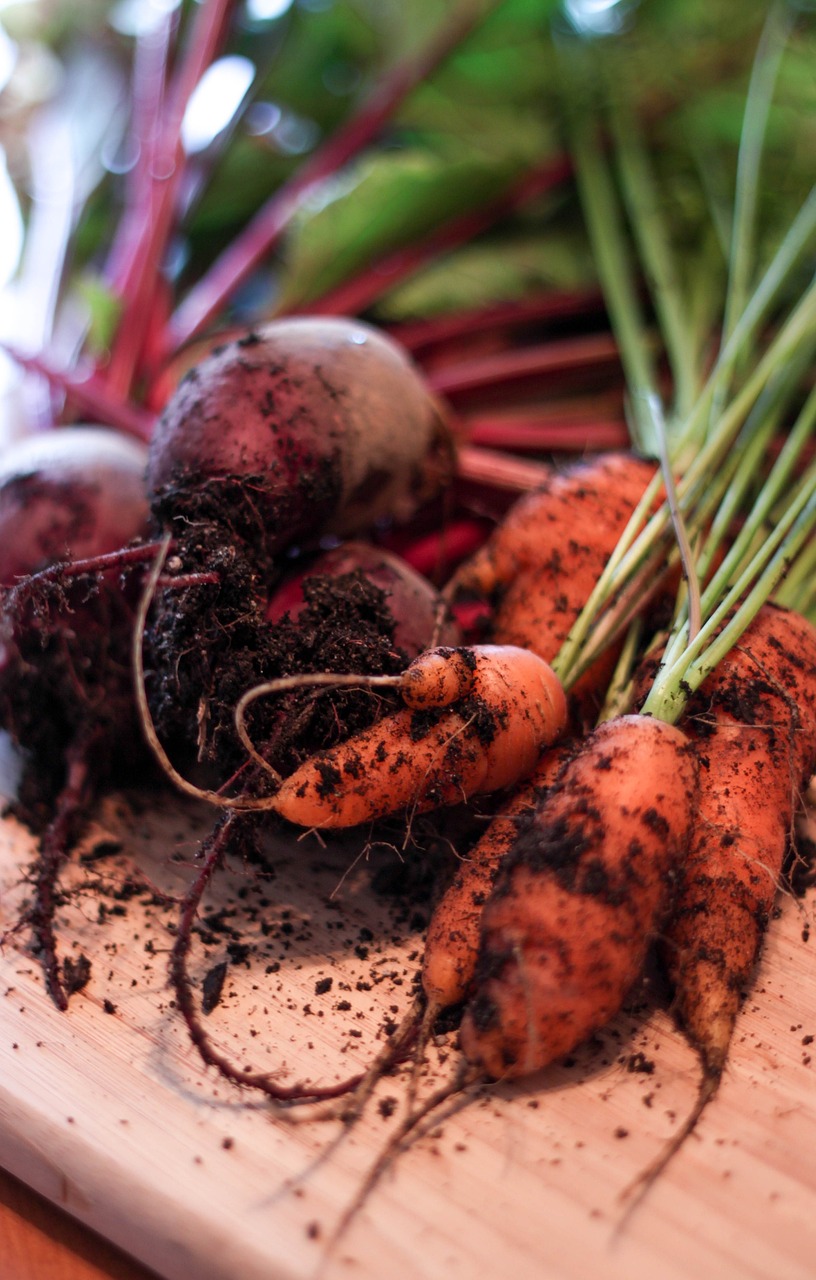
[
  {"x1": 0, "y1": 569, "x2": 149, "y2": 829},
  {"x1": 144, "y1": 541, "x2": 410, "y2": 790}
]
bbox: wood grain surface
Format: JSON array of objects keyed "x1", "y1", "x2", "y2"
[
  {"x1": 0, "y1": 1166, "x2": 157, "y2": 1280},
  {"x1": 2, "y1": 733, "x2": 816, "y2": 1280}
]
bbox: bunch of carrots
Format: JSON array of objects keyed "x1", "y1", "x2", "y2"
[{"x1": 0, "y1": 0, "x2": 814, "y2": 1218}]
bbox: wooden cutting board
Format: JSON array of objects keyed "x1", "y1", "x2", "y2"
[{"x1": 2, "y1": 733, "x2": 816, "y2": 1280}]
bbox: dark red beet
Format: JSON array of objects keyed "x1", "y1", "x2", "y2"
[
  {"x1": 0, "y1": 428, "x2": 151, "y2": 1007},
  {"x1": 142, "y1": 319, "x2": 456, "y2": 780},
  {"x1": 0, "y1": 427, "x2": 148, "y2": 586},
  {"x1": 265, "y1": 541, "x2": 461, "y2": 658},
  {"x1": 147, "y1": 318, "x2": 454, "y2": 568}
]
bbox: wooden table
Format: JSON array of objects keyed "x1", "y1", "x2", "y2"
[
  {"x1": 0, "y1": 1166, "x2": 155, "y2": 1279},
  {"x1": 3, "y1": 751, "x2": 816, "y2": 1280}
]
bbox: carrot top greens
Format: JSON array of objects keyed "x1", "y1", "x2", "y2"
[{"x1": 548, "y1": 2, "x2": 816, "y2": 717}]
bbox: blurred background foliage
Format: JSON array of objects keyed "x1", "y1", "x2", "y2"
[{"x1": 0, "y1": 0, "x2": 812, "y2": 345}]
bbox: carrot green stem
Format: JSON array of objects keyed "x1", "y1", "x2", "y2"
[
  {"x1": 553, "y1": 265, "x2": 816, "y2": 689},
  {"x1": 607, "y1": 94, "x2": 699, "y2": 419},
  {"x1": 641, "y1": 468, "x2": 816, "y2": 722},
  {"x1": 562, "y1": 70, "x2": 660, "y2": 451},
  {"x1": 720, "y1": 1, "x2": 794, "y2": 354}
]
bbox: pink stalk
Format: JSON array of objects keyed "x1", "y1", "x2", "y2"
[
  {"x1": 105, "y1": 7, "x2": 176, "y2": 293},
  {"x1": 288, "y1": 154, "x2": 574, "y2": 320},
  {"x1": 462, "y1": 407, "x2": 628, "y2": 452},
  {"x1": 455, "y1": 444, "x2": 554, "y2": 492},
  {"x1": 1, "y1": 344, "x2": 155, "y2": 441},
  {"x1": 165, "y1": 2, "x2": 500, "y2": 354},
  {"x1": 427, "y1": 332, "x2": 621, "y2": 400},
  {"x1": 389, "y1": 286, "x2": 605, "y2": 355},
  {"x1": 105, "y1": 0, "x2": 238, "y2": 395}
]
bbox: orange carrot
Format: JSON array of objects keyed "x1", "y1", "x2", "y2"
[
  {"x1": 667, "y1": 604, "x2": 816, "y2": 1084},
  {"x1": 447, "y1": 452, "x2": 658, "y2": 720},
  {"x1": 270, "y1": 645, "x2": 568, "y2": 829},
  {"x1": 422, "y1": 745, "x2": 571, "y2": 1013},
  {"x1": 458, "y1": 714, "x2": 697, "y2": 1080}
]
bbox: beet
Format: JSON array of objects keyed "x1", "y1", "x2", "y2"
[
  {"x1": 142, "y1": 319, "x2": 456, "y2": 783},
  {"x1": 265, "y1": 541, "x2": 462, "y2": 658},
  {"x1": 147, "y1": 318, "x2": 455, "y2": 569},
  {"x1": 0, "y1": 427, "x2": 148, "y2": 586},
  {"x1": 0, "y1": 427, "x2": 152, "y2": 1007}
]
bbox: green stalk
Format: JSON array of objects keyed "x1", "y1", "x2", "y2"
[
  {"x1": 608, "y1": 95, "x2": 699, "y2": 418},
  {"x1": 675, "y1": 187, "x2": 816, "y2": 454},
  {"x1": 695, "y1": 344, "x2": 816, "y2": 584},
  {"x1": 698, "y1": 382, "x2": 816, "y2": 613},
  {"x1": 706, "y1": 1, "x2": 795, "y2": 436},
  {"x1": 776, "y1": 538, "x2": 816, "y2": 618},
  {"x1": 720, "y1": 1, "x2": 795, "y2": 351},
  {"x1": 561, "y1": 56, "x2": 660, "y2": 451},
  {"x1": 640, "y1": 468, "x2": 816, "y2": 723},
  {"x1": 553, "y1": 272, "x2": 816, "y2": 689}
]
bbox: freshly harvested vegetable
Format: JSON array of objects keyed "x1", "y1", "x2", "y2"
[
  {"x1": 421, "y1": 744, "x2": 570, "y2": 1013},
  {"x1": 142, "y1": 316, "x2": 456, "y2": 778},
  {"x1": 265, "y1": 541, "x2": 461, "y2": 659},
  {"x1": 0, "y1": 427, "x2": 150, "y2": 794},
  {"x1": 147, "y1": 317, "x2": 455, "y2": 564},
  {"x1": 0, "y1": 427, "x2": 152, "y2": 1006},
  {"x1": 0, "y1": 428, "x2": 149, "y2": 587},
  {"x1": 447, "y1": 451, "x2": 658, "y2": 721},
  {"x1": 252, "y1": 644, "x2": 568, "y2": 828},
  {"x1": 458, "y1": 715, "x2": 697, "y2": 1078},
  {"x1": 652, "y1": 605, "x2": 816, "y2": 1151}
]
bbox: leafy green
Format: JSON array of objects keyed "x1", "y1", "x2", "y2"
[{"x1": 373, "y1": 227, "x2": 594, "y2": 319}]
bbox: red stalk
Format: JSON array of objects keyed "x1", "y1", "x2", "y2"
[
  {"x1": 427, "y1": 331, "x2": 621, "y2": 400},
  {"x1": 105, "y1": 0, "x2": 238, "y2": 395},
  {"x1": 462, "y1": 408, "x2": 628, "y2": 452},
  {"x1": 164, "y1": 2, "x2": 500, "y2": 354},
  {"x1": 389, "y1": 286, "x2": 605, "y2": 355},
  {"x1": 0, "y1": 344, "x2": 155, "y2": 441},
  {"x1": 390, "y1": 518, "x2": 490, "y2": 578},
  {"x1": 455, "y1": 444, "x2": 554, "y2": 492},
  {"x1": 105, "y1": 7, "x2": 176, "y2": 294}
]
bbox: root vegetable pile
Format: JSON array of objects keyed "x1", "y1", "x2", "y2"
[{"x1": 2, "y1": 14, "x2": 816, "y2": 1241}]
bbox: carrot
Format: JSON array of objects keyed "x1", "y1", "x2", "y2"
[
  {"x1": 666, "y1": 603, "x2": 816, "y2": 1085},
  {"x1": 421, "y1": 745, "x2": 571, "y2": 1013},
  {"x1": 458, "y1": 714, "x2": 697, "y2": 1079},
  {"x1": 267, "y1": 645, "x2": 568, "y2": 829},
  {"x1": 446, "y1": 452, "x2": 659, "y2": 720}
]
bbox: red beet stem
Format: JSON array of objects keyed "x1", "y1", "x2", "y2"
[
  {"x1": 393, "y1": 518, "x2": 490, "y2": 577},
  {"x1": 456, "y1": 444, "x2": 554, "y2": 491},
  {"x1": 427, "y1": 331, "x2": 621, "y2": 399},
  {"x1": 164, "y1": 2, "x2": 498, "y2": 354},
  {"x1": 389, "y1": 286, "x2": 605, "y2": 355},
  {"x1": 105, "y1": 0, "x2": 238, "y2": 395},
  {"x1": 0, "y1": 343, "x2": 155, "y2": 441},
  {"x1": 463, "y1": 409, "x2": 629, "y2": 452},
  {"x1": 104, "y1": 7, "x2": 176, "y2": 294}
]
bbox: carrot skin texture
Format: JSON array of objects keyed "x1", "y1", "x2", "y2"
[
  {"x1": 459, "y1": 715, "x2": 697, "y2": 1080},
  {"x1": 271, "y1": 645, "x2": 568, "y2": 829},
  {"x1": 666, "y1": 604, "x2": 816, "y2": 1075},
  {"x1": 447, "y1": 453, "x2": 658, "y2": 718},
  {"x1": 422, "y1": 745, "x2": 571, "y2": 1012}
]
